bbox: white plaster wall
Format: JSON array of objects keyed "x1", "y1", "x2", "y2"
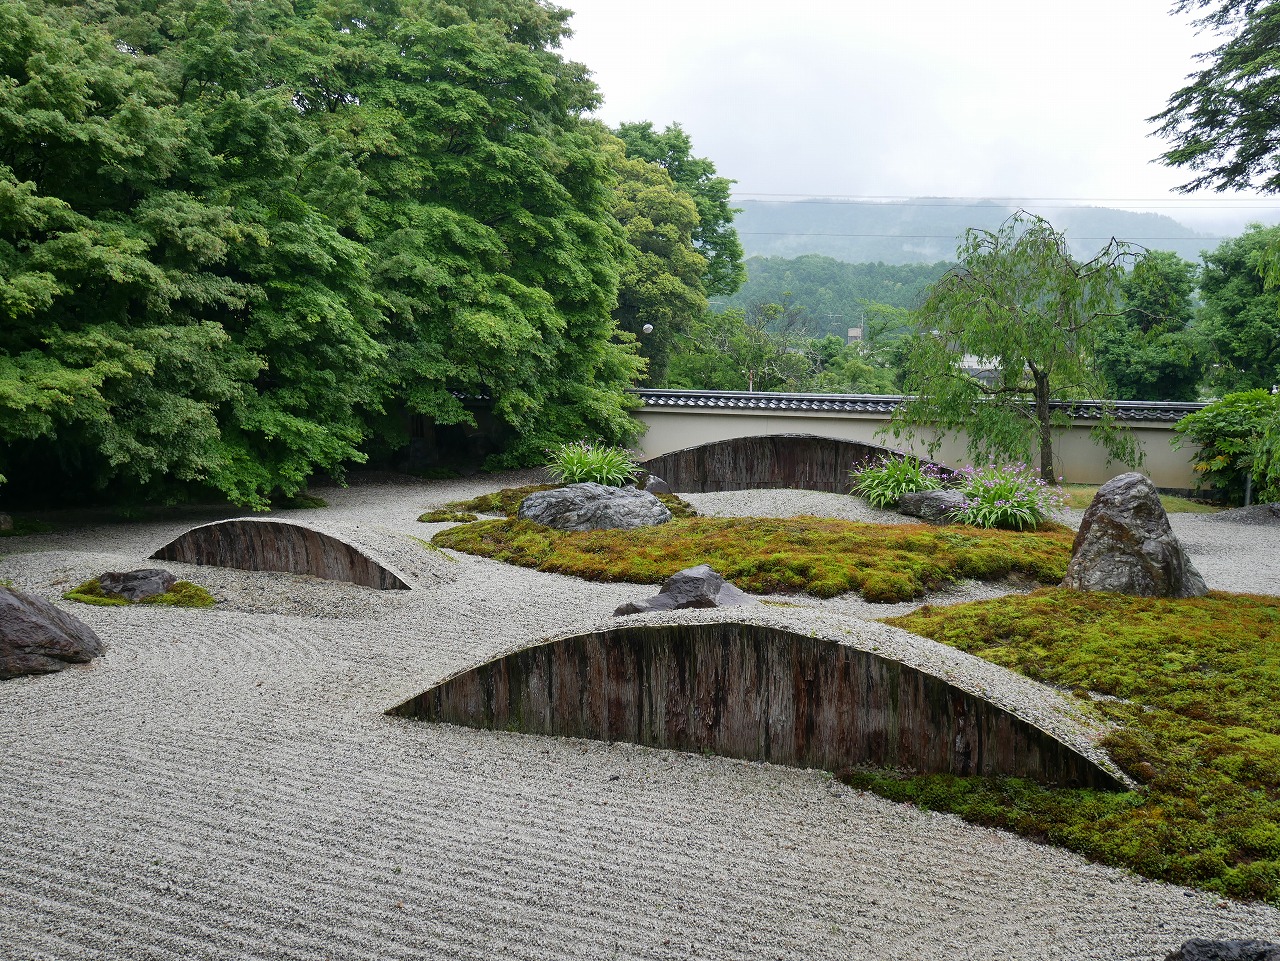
[{"x1": 632, "y1": 408, "x2": 1201, "y2": 490}]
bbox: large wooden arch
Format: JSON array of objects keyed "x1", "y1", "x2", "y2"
[
  {"x1": 640, "y1": 433, "x2": 948, "y2": 494},
  {"x1": 391, "y1": 621, "x2": 1124, "y2": 789},
  {"x1": 151, "y1": 518, "x2": 411, "y2": 590}
]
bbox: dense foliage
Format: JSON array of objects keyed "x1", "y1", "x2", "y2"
[
  {"x1": 891, "y1": 212, "x2": 1144, "y2": 482},
  {"x1": 1173, "y1": 388, "x2": 1280, "y2": 502},
  {"x1": 1152, "y1": 0, "x2": 1280, "y2": 194},
  {"x1": 883, "y1": 589, "x2": 1280, "y2": 903},
  {"x1": 0, "y1": 0, "x2": 662, "y2": 507},
  {"x1": 1198, "y1": 224, "x2": 1280, "y2": 393}
]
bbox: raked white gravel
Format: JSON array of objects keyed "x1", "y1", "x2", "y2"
[{"x1": 2, "y1": 472, "x2": 1279, "y2": 961}]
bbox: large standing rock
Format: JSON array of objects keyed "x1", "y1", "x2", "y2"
[
  {"x1": 98, "y1": 568, "x2": 176, "y2": 602},
  {"x1": 0, "y1": 513, "x2": 13, "y2": 532},
  {"x1": 1061, "y1": 472, "x2": 1208, "y2": 597},
  {"x1": 518, "y1": 482, "x2": 672, "y2": 532},
  {"x1": 1164, "y1": 939, "x2": 1280, "y2": 961},
  {"x1": 897, "y1": 489, "x2": 967, "y2": 523},
  {"x1": 0, "y1": 585, "x2": 105, "y2": 680},
  {"x1": 615, "y1": 564, "x2": 750, "y2": 616}
]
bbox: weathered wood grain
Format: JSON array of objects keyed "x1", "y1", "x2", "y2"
[
  {"x1": 151, "y1": 519, "x2": 411, "y2": 590},
  {"x1": 641, "y1": 434, "x2": 947, "y2": 494},
  {"x1": 391, "y1": 621, "x2": 1124, "y2": 790}
]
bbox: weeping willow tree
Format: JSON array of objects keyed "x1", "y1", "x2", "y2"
[{"x1": 889, "y1": 212, "x2": 1145, "y2": 483}]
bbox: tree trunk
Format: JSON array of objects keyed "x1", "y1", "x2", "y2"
[{"x1": 1034, "y1": 372, "x2": 1055, "y2": 483}]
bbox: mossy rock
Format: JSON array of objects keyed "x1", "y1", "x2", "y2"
[{"x1": 64, "y1": 578, "x2": 216, "y2": 609}]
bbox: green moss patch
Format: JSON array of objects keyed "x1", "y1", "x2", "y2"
[
  {"x1": 432, "y1": 516, "x2": 1074, "y2": 602},
  {"x1": 64, "y1": 578, "x2": 216, "y2": 608},
  {"x1": 877, "y1": 589, "x2": 1280, "y2": 903},
  {"x1": 438, "y1": 484, "x2": 698, "y2": 521},
  {"x1": 417, "y1": 509, "x2": 479, "y2": 524}
]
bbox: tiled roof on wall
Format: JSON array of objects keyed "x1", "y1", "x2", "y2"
[{"x1": 630, "y1": 390, "x2": 1205, "y2": 423}]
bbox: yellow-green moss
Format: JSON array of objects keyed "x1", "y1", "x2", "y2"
[
  {"x1": 431, "y1": 515, "x2": 1074, "y2": 602},
  {"x1": 64, "y1": 578, "x2": 215, "y2": 608},
  {"x1": 442, "y1": 484, "x2": 698, "y2": 520},
  {"x1": 875, "y1": 589, "x2": 1280, "y2": 903}
]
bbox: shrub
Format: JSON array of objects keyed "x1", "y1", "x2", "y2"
[
  {"x1": 1173, "y1": 389, "x2": 1280, "y2": 504},
  {"x1": 545, "y1": 441, "x2": 638, "y2": 487},
  {"x1": 951, "y1": 463, "x2": 1066, "y2": 530},
  {"x1": 849, "y1": 454, "x2": 944, "y2": 508}
]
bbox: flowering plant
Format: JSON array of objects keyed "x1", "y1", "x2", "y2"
[
  {"x1": 849, "y1": 454, "x2": 945, "y2": 508},
  {"x1": 952, "y1": 463, "x2": 1066, "y2": 530},
  {"x1": 545, "y1": 440, "x2": 638, "y2": 487}
]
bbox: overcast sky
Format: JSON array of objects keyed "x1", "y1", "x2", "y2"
[{"x1": 557, "y1": 0, "x2": 1280, "y2": 236}]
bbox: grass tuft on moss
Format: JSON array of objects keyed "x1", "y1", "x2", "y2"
[
  {"x1": 64, "y1": 578, "x2": 216, "y2": 608},
  {"x1": 879, "y1": 588, "x2": 1280, "y2": 903},
  {"x1": 431, "y1": 515, "x2": 1074, "y2": 602}
]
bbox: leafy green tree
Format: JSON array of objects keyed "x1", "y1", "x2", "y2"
[
  {"x1": 1173, "y1": 388, "x2": 1279, "y2": 502},
  {"x1": 666, "y1": 305, "x2": 813, "y2": 392},
  {"x1": 613, "y1": 121, "x2": 745, "y2": 295},
  {"x1": 1152, "y1": 0, "x2": 1280, "y2": 193},
  {"x1": 1096, "y1": 251, "x2": 1208, "y2": 401},
  {"x1": 890, "y1": 212, "x2": 1143, "y2": 483},
  {"x1": 1199, "y1": 224, "x2": 1280, "y2": 392},
  {"x1": 607, "y1": 137, "x2": 708, "y2": 386}
]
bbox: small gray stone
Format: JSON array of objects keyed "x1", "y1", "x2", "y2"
[
  {"x1": 643, "y1": 473, "x2": 672, "y2": 496},
  {"x1": 1164, "y1": 938, "x2": 1280, "y2": 961},
  {"x1": 897, "y1": 489, "x2": 967, "y2": 523},
  {"x1": 1, "y1": 585, "x2": 105, "y2": 680},
  {"x1": 1062, "y1": 472, "x2": 1208, "y2": 597},
  {"x1": 98, "y1": 568, "x2": 177, "y2": 602},
  {"x1": 518, "y1": 482, "x2": 671, "y2": 532},
  {"x1": 615, "y1": 564, "x2": 750, "y2": 616}
]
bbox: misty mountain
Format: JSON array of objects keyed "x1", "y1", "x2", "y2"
[{"x1": 733, "y1": 198, "x2": 1216, "y2": 264}]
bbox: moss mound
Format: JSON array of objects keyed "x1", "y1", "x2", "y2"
[
  {"x1": 877, "y1": 589, "x2": 1280, "y2": 903},
  {"x1": 432, "y1": 516, "x2": 1074, "y2": 602},
  {"x1": 437, "y1": 484, "x2": 698, "y2": 521},
  {"x1": 417, "y1": 509, "x2": 479, "y2": 524},
  {"x1": 64, "y1": 578, "x2": 216, "y2": 608}
]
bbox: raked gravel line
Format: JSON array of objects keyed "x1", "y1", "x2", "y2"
[{"x1": 2, "y1": 473, "x2": 1280, "y2": 961}]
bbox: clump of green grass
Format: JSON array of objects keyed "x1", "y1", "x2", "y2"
[
  {"x1": 64, "y1": 578, "x2": 216, "y2": 608},
  {"x1": 1061, "y1": 484, "x2": 1220, "y2": 514},
  {"x1": 440, "y1": 484, "x2": 697, "y2": 520},
  {"x1": 546, "y1": 440, "x2": 639, "y2": 487},
  {"x1": 877, "y1": 589, "x2": 1280, "y2": 903},
  {"x1": 432, "y1": 516, "x2": 1074, "y2": 602},
  {"x1": 417, "y1": 509, "x2": 479, "y2": 523}
]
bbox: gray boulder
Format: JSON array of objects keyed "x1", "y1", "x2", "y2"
[
  {"x1": 518, "y1": 482, "x2": 671, "y2": 532},
  {"x1": 1061, "y1": 472, "x2": 1208, "y2": 597},
  {"x1": 897, "y1": 489, "x2": 967, "y2": 523},
  {"x1": 615, "y1": 564, "x2": 750, "y2": 616},
  {"x1": 98, "y1": 568, "x2": 176, "y2": 602},
  {"x1": 1164, "y1": 939, "x2": 1280, "y2": 961},
  {"x1": 1, "y1": 585, "x2": 105, "y2": 680},
  {"x1": 642, "y1": 473, "x2": 672, "y2": 496},
  {"x1": 0, "y1": 512, "x2": 12, "y2": 532}
]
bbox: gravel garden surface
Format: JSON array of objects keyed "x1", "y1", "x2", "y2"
[{"x1": 2, "y1": 472, "x2": 1279, "y2": 961}]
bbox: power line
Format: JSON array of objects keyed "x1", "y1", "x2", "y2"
[
  {"x1": 738, "y1": 231, "x2": 1233, "y2": 241},
  {"x1": 731, "y1": 193, "x2": 1280, "y2": 211}
]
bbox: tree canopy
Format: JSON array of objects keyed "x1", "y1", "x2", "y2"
[
  {"x1": 0, "y1": 0, "x2": 655, "y2": 506},
  {"x1": 1152, "y1": 0, "x2": 1280, "y2": 193},
  {"x1": 1200, "y1": 224, "x2": 1280, "y2": 392},
  {"x1": 613, "y1": 121, "x2": 745, "y2": 296},
  {"x1": 890, "y1": 212, "x2": 1144, "y2": 482}
]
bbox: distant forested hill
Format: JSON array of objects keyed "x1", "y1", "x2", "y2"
[
  {"x1": 723, "y1": 256, "x2": 950, "y2": 339},
  {"x1": 734, "y1": 199, "x2": 1215, "y2": 264}
]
